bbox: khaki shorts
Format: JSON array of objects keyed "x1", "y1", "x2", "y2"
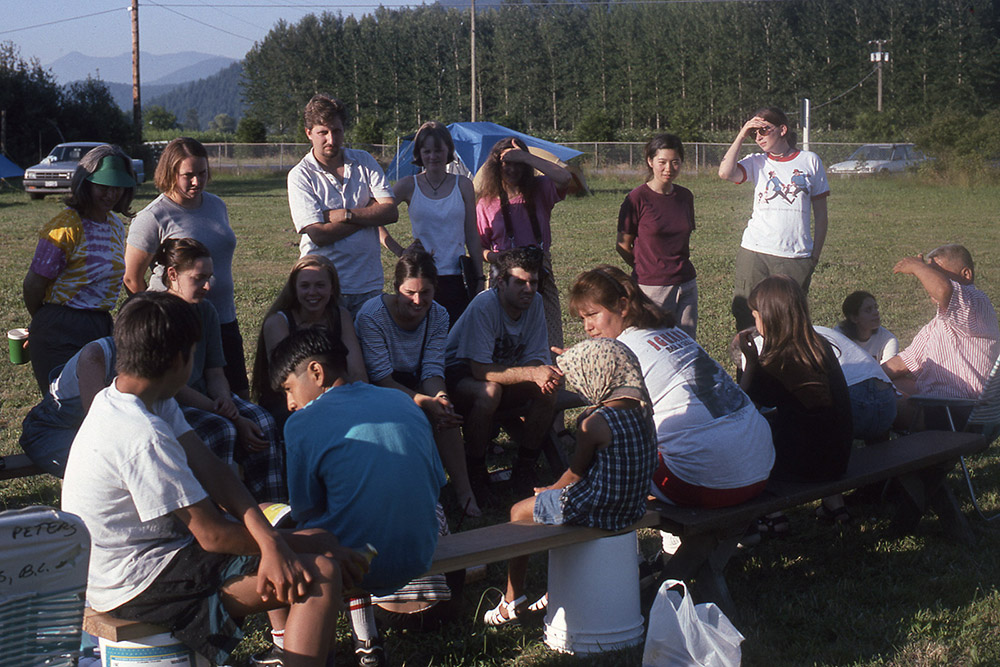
[{"x1": 731, "y1": 247, "x2": 815, "y2": 330}]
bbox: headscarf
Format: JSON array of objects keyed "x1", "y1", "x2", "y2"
[{"x1": 556, "y1": 338, "x2": 651, "y2": 417}]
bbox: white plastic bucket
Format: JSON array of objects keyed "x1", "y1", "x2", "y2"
[
  {"x1": 543, "y1": 531, "x2": 645, "y2": 654},
  {"x1": 98, "y1": 632, "x2": 209, "y2": 666}
]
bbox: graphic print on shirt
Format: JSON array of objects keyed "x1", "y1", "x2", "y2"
[
  {"x1": 493, "y1": 333, "x2": 527, "y2": 367},
  {"x1": 758, "y1": 166, "x2": 814, "y2": 206}
]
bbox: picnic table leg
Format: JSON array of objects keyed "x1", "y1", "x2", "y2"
[
  {"x1": 893, "y1": 460, "x2": 975, "y2": 545},
  {"x1": 662, "y1": 526, "x2": 746, "y2": 619}
]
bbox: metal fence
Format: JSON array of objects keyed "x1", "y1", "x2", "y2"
[{"x1": 190, "y1": 141, "x2": 866, "y2": 178}]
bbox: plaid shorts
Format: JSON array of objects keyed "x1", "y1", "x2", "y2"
[{"x1": 181, "y1": 395, "x2": 287, "y2": 503}]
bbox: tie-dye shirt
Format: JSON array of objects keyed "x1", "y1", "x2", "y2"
[{"x1": 29, "y1": 208, "x2": 126, "y2": 311}]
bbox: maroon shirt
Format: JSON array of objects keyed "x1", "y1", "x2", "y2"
[{"x1": 617, "y1": 183, "x2": 696, "y2": 287}]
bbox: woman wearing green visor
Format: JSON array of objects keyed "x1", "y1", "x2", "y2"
[{"x1": 23, "y1": 144, "x2": 138, "y2": 394}]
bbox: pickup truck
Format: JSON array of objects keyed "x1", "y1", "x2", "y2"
[{"x1": 23, "y1": 142, "x2": 145, "y2": 200}]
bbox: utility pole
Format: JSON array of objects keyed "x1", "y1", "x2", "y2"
[
  {"x1": 868, "y1": 39, "x2": 889, "y2": 112},
  {"x1": 130, "y1": 0, "x2": 142, "y2": 150},
  {"x1": 470, "y1": 0, "x2": 477, "y2": 122}
]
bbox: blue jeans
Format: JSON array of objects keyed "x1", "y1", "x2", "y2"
[{"x1": 849, "y1": 378, "x2": 897, "y2": 442}]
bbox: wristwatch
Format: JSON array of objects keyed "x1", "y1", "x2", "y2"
[{"x1": 344, "y1": 208, "x2": 353, "y2": 222}]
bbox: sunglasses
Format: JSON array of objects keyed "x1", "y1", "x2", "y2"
[{"x1": 755, "y1": 126, "x2": 778, "y2": 138}]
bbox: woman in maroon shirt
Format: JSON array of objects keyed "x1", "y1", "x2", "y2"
[{"x1": 615, "y1": 134, "x2": 698, "y2": 339}]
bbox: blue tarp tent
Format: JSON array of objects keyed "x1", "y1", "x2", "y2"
[
  {"x1": 0, "y1": 154, "x2": 23, "y2": 179},
  {"x1": 387, "y1": 122, "x2": 583, "y2": 182}
]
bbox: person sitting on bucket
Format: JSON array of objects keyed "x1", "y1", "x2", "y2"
[{"x1": 483, "y1": 337, "x2": 656, "y2": 626}]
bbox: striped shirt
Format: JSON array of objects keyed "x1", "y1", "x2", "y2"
[
  {"x1": 561, "y1": 405, "x2": 657, "y2": 532},
  {"x1": 899, "y1": 280, "x2": 1000, "y2": 399},
  {"x1": 29, "y1": 208, "x2": 125, "y2": 311},
  {"x1": 354, "y1": 296, "x2": 449, "y2": 383}
]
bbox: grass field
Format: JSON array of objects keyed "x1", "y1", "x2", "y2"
[{"x1": 2, "y1": 170, "x2": 1000, "y2": 666}]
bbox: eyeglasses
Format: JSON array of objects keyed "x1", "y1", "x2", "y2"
[{"x1": 755, "y1": 126, "x2": 778, "y2": 138}]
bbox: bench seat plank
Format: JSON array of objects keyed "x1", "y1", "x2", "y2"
[
  {"x1": 83, "y1": 608, "x2": 165, "y2": 642},
  {"x1": 656, "y1": 431, "x2": 986, "y2": 536},
  {"x1": 426, "y1": 509, "x2": 659, "y2": 575}
]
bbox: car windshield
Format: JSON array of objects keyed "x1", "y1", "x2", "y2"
[
  {"x1": 47, "y1": 146, "x2": 94, "y2": 163},
  {"x1": 849, "y1": 146, "x2": 894, "y2": 162}
]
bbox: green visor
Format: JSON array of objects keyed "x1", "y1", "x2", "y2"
[{"x1": 86, "y1": 155, "x2": 136, "y2": 188}]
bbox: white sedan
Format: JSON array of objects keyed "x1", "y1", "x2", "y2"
[{"x1": 828, "y1": 143, "x2": 931, "y2": 175}]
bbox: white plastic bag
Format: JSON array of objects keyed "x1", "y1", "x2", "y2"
[{"x1": 642, "y1": 579, "x2": 744, "y2": 667}]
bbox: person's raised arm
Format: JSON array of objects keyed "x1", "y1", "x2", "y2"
[
  {"x1": 811, "y1": 196, "x2": 829, "y2": 264},
  {"x1": 719, "y1": 118, "x2": 763, "y2": 182},
  {"x1": 503, "y1": 150, "x2": 572, "y2": 191},
  {"x1": 893, "y1": 255, "x2": 953, "y2": 308},
  {"x1": 22, "y1": 270, "x2": 52, "y2": 316},
  {"x1": 123, "y1": 244, "x2": 155, "y2": 295}
]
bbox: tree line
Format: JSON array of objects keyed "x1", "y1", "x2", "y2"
[
  {"x1": 0, "y1": 43, "x2": 132, "y2": 168},
  {"x1": 241, "y1": 0, "x2": 999, "y2": 143}
]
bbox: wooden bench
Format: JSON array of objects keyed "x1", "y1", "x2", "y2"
[
  {"x1": 0, "y1": 453, "x2": 45, "y2": 481},
  {"x1": 652, "y1": 430, "x2": 988, "y2": 616},
  {"x1": 84, "y1": 509, "x2": 661, "y2": 642}
]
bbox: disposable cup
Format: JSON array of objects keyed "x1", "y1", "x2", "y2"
[{"x1": 7, "y1": 329, "x2": 29, "y2": 365}]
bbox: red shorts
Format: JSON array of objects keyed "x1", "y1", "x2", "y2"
[{"x1": 652, "y1": 455, "x2": 768, "y2": 509}]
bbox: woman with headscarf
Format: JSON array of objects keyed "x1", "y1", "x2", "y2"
[{"x1": 482, "y1": 337, "x2": 656, "y2": 626}]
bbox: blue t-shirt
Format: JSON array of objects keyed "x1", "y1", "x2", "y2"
[{"x1": 283, "y1": 382, "x2": 446, "y2": 595}]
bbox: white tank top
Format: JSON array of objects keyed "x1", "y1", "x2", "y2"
[{"x1": 408, "y1": 175, "x2": 467, "y2": 275}]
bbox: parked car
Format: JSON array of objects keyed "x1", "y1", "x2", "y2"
[
  {"x1": 828, "y1": 143, "x2": 931, "y2": 175},
  {"x1": 23, "y1": 142, "x2": 144, "y2": 200}
]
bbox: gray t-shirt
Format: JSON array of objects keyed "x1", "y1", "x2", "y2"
[
  {"x1": 128, "y1": 193, "x2": 238, "y2": 323},
  {"x1": 62, "y1": 383, "x2": 205, "y2": 611},
  {"x1": 189, "y1": 300, "x2": 226, "y2": 395},
  {"x1": 445, "y1": 288, "x2": 550, "y2": 368}
]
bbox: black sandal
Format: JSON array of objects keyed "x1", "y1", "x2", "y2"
[
  {"x1": 756, "y1": 513, "x2": 790, "y2": 537},
  {"x1": 815, "y1": 503, "x2": 851, "y2": 525}
]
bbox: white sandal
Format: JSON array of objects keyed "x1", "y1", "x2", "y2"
[
  {"x1": 528, "y1": 593, "x2": 548, "y2": 613},
  {"x1": 483, "y1": 595, "x2": 527, "y2": 626}
]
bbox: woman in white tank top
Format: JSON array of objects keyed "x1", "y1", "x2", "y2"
[{"x1": 390, "y1": 122, "x2": 482, "y2": 327}]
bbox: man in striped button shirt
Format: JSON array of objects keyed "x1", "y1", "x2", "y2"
[{"x1": 883, "y1": 244, "x2": 999, "y2": 427}]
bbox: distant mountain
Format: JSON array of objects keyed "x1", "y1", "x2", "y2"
[
  {"x1": 145, "y1": 62, "x2": 245, "y2": 130},
  {"x1": 104, "y1": 82, "x2": 180, "y2": 113},
  {"x1": 46, "y1": 51, "x2": 236, "y2": 86}
]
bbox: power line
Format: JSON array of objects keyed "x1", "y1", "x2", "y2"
[
  {"x1": 0, "y1": 8, "x2": 123, "y2": 37},
  {"x1": 153, "y1": 0, "x2": 805, "y2": 8},
  {"x1": 811, "y1": 67, "x2": 879, "y2": 110},
  {"x1": 144, "y1": 0, "x2": 259, "y2": 41}
]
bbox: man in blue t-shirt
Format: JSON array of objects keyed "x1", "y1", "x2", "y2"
[
  {"x1": 271, "y1": 328, "x2": 446, "y2": 594},
  {"x1": 444, "y1": 248, "x2": 564, "y2": 494}
]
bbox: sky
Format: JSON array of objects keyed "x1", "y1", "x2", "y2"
[{"x1": 2, "y1": 0, "x2": 427, "y2": 65}]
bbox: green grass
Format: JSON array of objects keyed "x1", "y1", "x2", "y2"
[{"x1": 2, "y1": 172, "x2": 1000, "y2": 666}]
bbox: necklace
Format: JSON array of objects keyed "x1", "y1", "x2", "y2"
[{"x1": 424, "y1": 172, "x2": 448, "y2": 194}]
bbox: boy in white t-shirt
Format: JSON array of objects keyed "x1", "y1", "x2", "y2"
[{"x1": 62, "y1": 292, "x2": 367, "y2": 667}]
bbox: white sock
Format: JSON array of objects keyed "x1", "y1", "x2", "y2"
[
  {"x1": 349, "y1": 595, "x2": 377, "y2": 642},
  {"x1": 271, "y1": 629, "x2": 284, "y2": 649}
]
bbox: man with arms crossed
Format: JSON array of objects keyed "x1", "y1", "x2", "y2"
[
  {"x1": 446, "y1": 248, "x2": 563, "y2": 495},
  {"x1": 287, "y1": 94, "x2": 398, "y2": 315},
  {"x1": 62, "y1": 292, "x2": 366, "y2": 667}
]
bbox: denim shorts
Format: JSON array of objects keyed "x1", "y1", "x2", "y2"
[
  {"x1": 533, "y1": 488, "x2": 566, "y2": 525},
  {"x1": 848, "y1": 377, "x2": 897, "y2": 441},
  {"x1": 111, "y1": 542, "x2": 258, "y2": 665}
]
